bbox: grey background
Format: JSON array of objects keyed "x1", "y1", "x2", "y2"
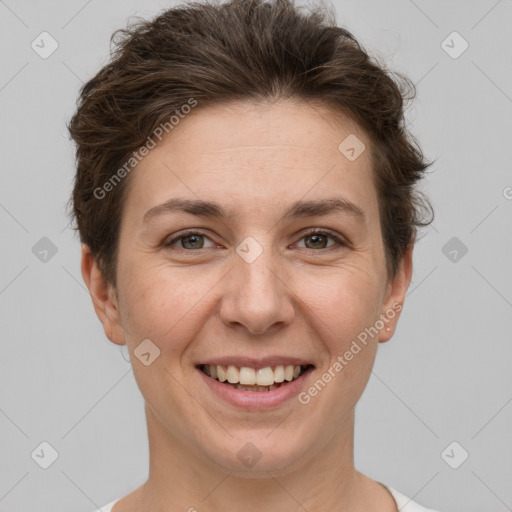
[{"x1": 1, "y1": 0, "x2": 511, "y2": 511}]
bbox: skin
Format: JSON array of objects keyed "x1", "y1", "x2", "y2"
[{"x1": 82, "y1": 98, "x2": 413, "y2": 512}]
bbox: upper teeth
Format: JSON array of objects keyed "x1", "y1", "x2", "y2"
[{"x1": 202, "y1": 364, "x2": 303, "y2": 385}]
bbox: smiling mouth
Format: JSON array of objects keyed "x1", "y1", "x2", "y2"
[{"x1": 197, "y1": 364, "x2": 314, "y2": 392}]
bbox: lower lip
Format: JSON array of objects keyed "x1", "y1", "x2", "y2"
[{"x1": 197, "y1": 367, "x2": 314, "y2": 410}]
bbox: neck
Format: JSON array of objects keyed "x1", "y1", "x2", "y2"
[{"x1": 134, "y1": 404, "x2": 380, "y2": 512}]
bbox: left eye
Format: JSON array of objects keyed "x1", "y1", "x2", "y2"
[{"x1": 295, "y1": 230, "x2": 343, "y2": 250}]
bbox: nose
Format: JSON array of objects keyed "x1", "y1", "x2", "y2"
[{"x1": 219, "y1": 247, "x2": 295, "y2": 335}]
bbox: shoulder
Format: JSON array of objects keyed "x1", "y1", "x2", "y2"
[
  {"x1": 91, "y1": 497, "x2": 121, "y2": 512},
  {"x1": 95, "y1": 488, "x2": 442, "y2": 512},
  {"x1": 386, "y1": 486, "x2": 442, "y2": 512}
]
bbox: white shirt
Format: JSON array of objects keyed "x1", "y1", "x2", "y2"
[{"x1": 93, "y1": 484, "x2": 441, "y2": 511}]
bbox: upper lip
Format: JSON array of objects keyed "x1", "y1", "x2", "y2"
[{"x1": 197, "y1": 356, "x2": 315, "y2": 369}]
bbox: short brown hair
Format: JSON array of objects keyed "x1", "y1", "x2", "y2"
[{"x1": 67, "y1": 0, "x2": 433, "y2": 287}]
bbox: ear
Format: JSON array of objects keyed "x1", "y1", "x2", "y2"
[
  {"x1": 81, "y1": 244, "x2": 125, "y2": 346},
  {"x1": 378, "y1": 244, "x2": 413, "y2": 343}
]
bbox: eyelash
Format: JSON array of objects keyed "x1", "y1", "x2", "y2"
[{"x1": 163, "y1": 228, "x2": 347, "y2": 252}]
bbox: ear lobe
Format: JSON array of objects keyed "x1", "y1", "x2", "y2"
[
  {"x1": 80, "y1": 244, "x2": 125, "y2": 346},
  {"x1": 378, "y1": 244, "x2": 413, "y2": 343}
]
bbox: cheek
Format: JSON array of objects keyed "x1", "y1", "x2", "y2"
[
  {"x1": 295, "y1": 264, "x2": 384, "y2": 347},
  {"x1": 117, "y1": 261, "x2": 217, "y2": 351},
  {"x1": 299, "y1": 272, "x2": 382, "y2": 412}
]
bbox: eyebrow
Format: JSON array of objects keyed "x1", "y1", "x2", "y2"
[{"x1": 142, "y1": 197, "x2": 365, "y2": 225}]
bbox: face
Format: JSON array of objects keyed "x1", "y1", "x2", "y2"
[{"x1": 83, "y1": 99, "x2": 411, "y2": 476}]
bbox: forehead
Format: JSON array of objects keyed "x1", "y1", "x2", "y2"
[
  {"x1": 156, "y1": 99, "x2": 364, "y2": 159},
  {"x1": 123, "y1": 99, "x2": 378, "y2": 223}
]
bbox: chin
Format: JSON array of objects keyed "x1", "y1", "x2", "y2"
[{"x1": 199, "y1": 430, "x2": 314, "y2": 476}]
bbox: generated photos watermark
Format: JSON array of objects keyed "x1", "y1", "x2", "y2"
[
  {"x1": 298, "y1": 302, "x2": 402, "y2": 405},
  {"x1": 93, "y1": 98, "x2": 198, "y2": 200}
]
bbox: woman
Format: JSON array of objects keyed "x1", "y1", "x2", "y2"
[{"x1": 68, "y1": 0, "x2": 438, "y2": 510}]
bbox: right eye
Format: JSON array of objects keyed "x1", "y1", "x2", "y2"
[{"x1": 163, "y1": 230, "x2": 217, "y2": 250}]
